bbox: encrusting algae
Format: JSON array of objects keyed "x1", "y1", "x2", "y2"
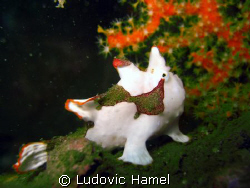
[{"x1": 95, "y1": 77, "x2": 165, "y2": 116}]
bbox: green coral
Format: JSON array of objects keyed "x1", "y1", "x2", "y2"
[{"x1": 0, "y1": 126, "x2": 102, "y2": 188}]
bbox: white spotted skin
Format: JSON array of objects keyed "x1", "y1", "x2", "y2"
[{"x1": 67, "y1": 47, "x2": 189, "y2": 165}]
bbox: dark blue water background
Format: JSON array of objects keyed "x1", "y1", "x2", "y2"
[{"x1": 0, "y1": 0, "x2": 130, "y2": 173}]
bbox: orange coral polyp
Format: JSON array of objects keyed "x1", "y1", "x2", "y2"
[
  {"x1": 163, "y1": 3, "x2": 176, "y2": 16},
  {"x1": 187, "y1": 88, "x2": 202, "y2": 97},
  {"x1": 185, "y1": 2, "x2": 198, "y2": 15},
  {"x1": 157, "y1": 45, "x2": 169, "y2": 53},
  {"x1": 108, "y1": 33, "x2": 126, "y2": 48},
  {"x1": 146, "y1": 22, "x2": 159, "y2": 34}
]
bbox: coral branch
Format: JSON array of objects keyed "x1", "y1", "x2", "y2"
[{"x1": 97, "y1": 0, "x2": 250, "y2": 117}]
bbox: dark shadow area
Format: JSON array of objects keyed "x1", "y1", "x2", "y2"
[{"x1": 0, "y1": 0, "x2": 129, "y2": 174}]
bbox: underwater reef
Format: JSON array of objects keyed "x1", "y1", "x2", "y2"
[
  {"x1": 1, "y1": 0, "x2": 249, "y2": 187},
  {"x1": 0, "y1": 111, "x2": 250, "y2": 187},
  {"x1": 97, "y1": 0, "x2": 250, "y2": 121}
]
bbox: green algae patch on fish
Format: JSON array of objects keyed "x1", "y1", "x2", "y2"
[
  {"x1": 96, "y1": 85, "x2": 131, "y2": 106},
  {"x1": 129, "y1": 79, "x2": 165, "y2": 115},
  {"x1": 95, "y1": 79, "x2": 165, "y2": 115}
]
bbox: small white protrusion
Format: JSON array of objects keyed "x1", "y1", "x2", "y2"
[{"x1": 13, "y1": 142, "x2": 47, "y2": 173}]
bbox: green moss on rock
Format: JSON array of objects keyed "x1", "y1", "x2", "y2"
[{"x1": 1, "y1": 111, "x2": 250, "y2": 188}]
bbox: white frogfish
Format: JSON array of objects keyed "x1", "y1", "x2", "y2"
[{"x1": 66, "y1": 47, "x2": 189, "y2": 165}]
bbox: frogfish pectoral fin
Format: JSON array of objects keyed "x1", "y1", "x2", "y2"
[
  {"x1": 13, "y1": 142, "x2": 47, "y2": 173},
  {"x1": 65, "y1": 96, "x2": 99, "y2": 121}
]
